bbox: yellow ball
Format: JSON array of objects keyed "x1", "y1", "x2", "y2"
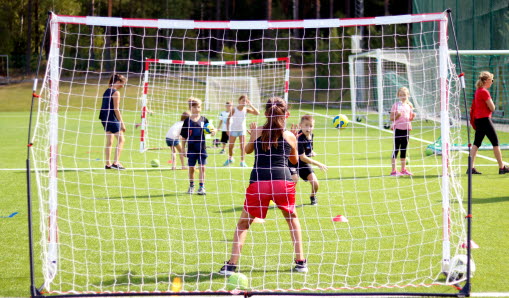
[
  {"x1": 333, "y1": 114, "x2": 349, "y2": 129},
  {"x1": 204, "y1": 123, "x2": 215, "y2": 134}
]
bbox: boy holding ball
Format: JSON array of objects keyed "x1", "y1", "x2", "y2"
[{"x1": 180, "y1": 97, "x2": 215, "y2": 195}]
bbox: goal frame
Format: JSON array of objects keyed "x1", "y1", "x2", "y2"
[
  {"x1": 25, "y1": 11, "x2": 470, "y2": 297},
  {"x1": 139, "y1": 57, "x2": 290, "y2": 153}
]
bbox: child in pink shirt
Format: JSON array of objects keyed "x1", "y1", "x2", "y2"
[{"x1": 390, "y1": 87, "x2": 415, "y2": 176}]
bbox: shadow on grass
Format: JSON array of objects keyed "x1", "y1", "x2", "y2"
[
  {"x1": 217, "y1": 203, "x2": 309, "y2": 214},
  {"x1": 471, "y1": 196, "x2": 509, "y2": 204},
  {"x1": 96, "y1": 270, "x2": 226, "y2": 288},
  {"x1": 94, "y1": 193, "x2": 181, "y2": 200}
]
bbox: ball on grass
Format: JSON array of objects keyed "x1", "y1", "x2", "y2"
[
  {"x1": 425, "y1": 148, "x2": 434, "y2": 156},
  {"x1": 226, "y1": 273, "x2": 249, "y2": 291},
  {"x1": 151, "y1": 159, "x2": 160, "y2": 167}
]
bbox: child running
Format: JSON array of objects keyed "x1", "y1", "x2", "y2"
[
  {"x1": 180, "y1": 97, "x2": 215, "y2": 195},
  {"x1": 165, "y1": 111, "x2": 190, "y2": 170},
  {"x1": 219, "y1": 97, "x2": 307, "y2": 276},
  {"x1": 217, "y1": 101, "x2": 233, "y2": 154},
  {"x1": 224, "y1": 95, "x2": 260, "y2": 167},
  {"x1": 390, "y1": 87, "x2": 416, "y2": 176},
  {"x1": 289, "y1": 115, "x2": 328, "y2": 205}
]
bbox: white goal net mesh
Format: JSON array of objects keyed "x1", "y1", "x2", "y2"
[{"x1": 29, "y1": 12, "x2": 468, "y2": 295}]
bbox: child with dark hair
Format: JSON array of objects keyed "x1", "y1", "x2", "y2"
[
  {"x1": 99, "y1": 73, "x2": 127, "y2": 170},
  {"x1": 219, "y1": 97, "x2": 307, "y2": 276}
]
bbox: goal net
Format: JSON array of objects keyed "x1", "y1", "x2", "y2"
[
  {"x1": 140, "y1": 58, "x2": 289, "y2": 152},
  {"x1": 449, "y1": 50, "x2": 509, "y2": 122},
  {"x1": 29, "y1": 12, "x2": 469, "y2": 296},
  {"x1": 349, "y1": 50, "x2": 442, "y2": 129}
]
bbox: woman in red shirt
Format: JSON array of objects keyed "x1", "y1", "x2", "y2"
[{"x1": 469, "y1": 71, "x2": 509, "y2": 174}]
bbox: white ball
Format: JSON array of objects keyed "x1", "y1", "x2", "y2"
[{"x1": 448, "y1": 254, "x2": 475, "y2": 282}]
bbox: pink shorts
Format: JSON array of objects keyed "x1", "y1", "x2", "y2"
[{"x1": 244, "y1": 181, "x2": 296, "y2": 219}]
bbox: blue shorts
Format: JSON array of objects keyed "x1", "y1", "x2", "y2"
[
  {"x1": 230, "y1": 131, "x2": 245, "y2": 137},
  {"x1": 101, "y1": 120, "x2": 120, "y2": 133},
  {"x1": 166, "y1": 138, "x2": 180, "y2": 147},
  {"x1": 187, "y1": 152, "x2": 207, "y2": 167}
]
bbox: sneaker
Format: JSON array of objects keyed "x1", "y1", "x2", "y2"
[
  {"x1": 223, "y1": 159, "x2": 234, "y2": 166},
  {"x1": 466, "y1": 168, "x2": 482, "y2": 175},
  {"x1": 310, "y1": 197, "x2": 317, "y2": 205},
  {"x1": 499, "y1": 166, "x2": 509, "y2": 174},
  {"x1": 219, "y1": 149, "x2": 225, "y2": 154},
  {"x1": 390, "y1": 170, "x2": 401, "y2": 177},
  {"x1": 294, "y1": 259, "x2": 308, "y2": 273},
  {"x1": 240, "y1": 161, "x2": 248, "y2": 167},
  {"x1": 400, "y1": 169, "x2": 413, "y2": 176},
  {"x1": 197, "y1": 186, "x2": 206, "y2": 195},
  {"x1": 105, "y1": 165, "x2": 112, "y2": 169},
  {"x1": 111, "y1": 163, "x2": 126, "y2": 170},
  {"x1": 187, "y1": 186, "x2": 195, "y2": 194},
  {"x1": 219, "y1": 262, "x2": 237, "y2": 276}
]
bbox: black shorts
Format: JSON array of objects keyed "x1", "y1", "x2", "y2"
[
  {"x1": 297, "y1": 165, "x2": 314, "y2": 181},
  {"x1": 101, "y1": 120, "x2": 120, "y2": 133},
  {"x1": 187, "y1": 152, "x2": 207, "y2": 167},
  {"x1": 221, "y1": 131, "x2": 229, "y2": 144},
  {"x1": 473, "y1": 117, "x2": 499, "y2": 147}
]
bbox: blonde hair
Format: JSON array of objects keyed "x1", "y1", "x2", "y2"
[
  {"x1": 476, "y1": 71, "x2": 494, "y2": 89},
  {"x1": 187, "y1": 97, "x2": 202, "y2": 109},
  {"x1": 397, "y1": 87, "x2": 414, "y2": 109}
]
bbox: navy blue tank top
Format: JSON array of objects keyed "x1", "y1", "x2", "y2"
[
  {"x1": 99, "y1": 88, "x2": 118, "y2": 122},
  {"x1": 249, "y1": 136, "x2": 292, "y2": 183}
]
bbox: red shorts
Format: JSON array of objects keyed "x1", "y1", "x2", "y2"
[{"x1": 244, "y1": 180, "x2": 296, "y2": 219}]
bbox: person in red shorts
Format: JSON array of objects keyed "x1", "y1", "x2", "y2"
[
  {"x1": 219, "y1": 97, "x2": 307, "y2": 276},
  {"x1": 468, "y1": 71, "x2": 509, "y2": 175}
]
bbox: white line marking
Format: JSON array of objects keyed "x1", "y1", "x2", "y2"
[
  {"x1": 471, "y1": 293, "x2": 509, "y2": 297},
  {"x1": 1, "y1": 164, "x2": 499, "y2": 172},
  {"x1": 301, "y1": 109, "x2": 499, "y2": 164}
]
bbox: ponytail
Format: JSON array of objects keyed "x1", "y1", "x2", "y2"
[
  {"x1": 476, "y1": 71, "x2": 493, "y2": 89},
  {"x1": 109, "y1": 73, "x2": 127, "y2": 86},
  {"x1": 260, "y1": 97, "x2": 287, "y2": 151}
]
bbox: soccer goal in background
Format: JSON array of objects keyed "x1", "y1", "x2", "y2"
[
  {"x1": 349, "y1": 49, "x2": 443, "y2": 129},
  {"x1": 27, "y1": 11, "x2": 471, "y2": 297},
  {"x1": 139, "y1": 57, "x2": 289, "y2": 152}
]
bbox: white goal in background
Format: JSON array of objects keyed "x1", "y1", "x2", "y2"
[{"x1": 139, "y1": 57, "x2": 289, "y2": 152}]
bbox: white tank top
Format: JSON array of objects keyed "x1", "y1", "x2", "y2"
[{"x1": 230, "y1": 107, "x2": 247, "y2": 132}]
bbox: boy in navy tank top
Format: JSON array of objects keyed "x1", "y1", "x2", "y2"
[
  {"x1": 180, "y1": 97, "x2": 215, "y2": 195},
  {"x1": 219, "y1": 97, "x2": 308, "y2": 276},
  {"x1": 289, "y1": 115, "x2": 328, "y2": 205}
]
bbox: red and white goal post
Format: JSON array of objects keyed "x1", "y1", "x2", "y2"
[{"x1": 139, "y1": 57, "x2": 290, "y2": 152}]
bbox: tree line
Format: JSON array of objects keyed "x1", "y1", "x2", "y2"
[{"x1": 0, "y1": 0, "x2": 410, "y2": 77}]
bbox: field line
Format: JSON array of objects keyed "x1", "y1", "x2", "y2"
[
  {"x1": 300, "y1": 109, "x2": 499, "y2": 163},
  {"x1": 0, "y1": 163, "x2": 499, "y2": 172},
  {"x1": 471, "y1": 293, "x2": 509, "y2": 297}
]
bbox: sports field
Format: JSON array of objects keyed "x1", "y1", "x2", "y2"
[{"x1": 1, "y1": 81, "x2": 509, "y2": 297}]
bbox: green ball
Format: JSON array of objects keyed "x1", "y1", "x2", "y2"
[
  {"x1": 150, "y1": 159, "x2": 160, "y2": 167},
  {"x1": 226, "y1": 273, "x2": 249, "y2": 291},
  {"x1": 425, "y1": 148, "x2": 434, "y2": 156},
  {"x1": 405, "y1": 157, "x2": 410, "y2": 165}
]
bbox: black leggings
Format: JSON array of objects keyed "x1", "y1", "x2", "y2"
[
  {"x1": 473, "y1": 117, "x2": 499, "y2": 147},
  {"x1": 392, "y1": 129, "x2": 409, "y2": 159}
]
